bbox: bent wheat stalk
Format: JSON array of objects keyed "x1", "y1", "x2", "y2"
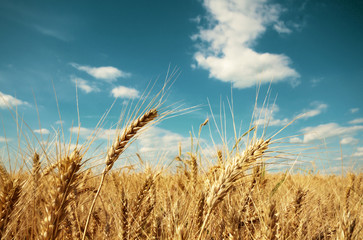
[{"x1": 82, "y1": 109, "x2": 158, "y2": 240}]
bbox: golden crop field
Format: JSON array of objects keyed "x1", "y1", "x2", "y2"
[
  {"x1": 0, "y1": 111, "x2": 362, "y2": 240},
  {"x1": 0, "y1": 85, "x2": 362, "y2": 239}
]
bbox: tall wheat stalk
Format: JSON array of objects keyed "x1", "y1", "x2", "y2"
[{"x1": 82, "y1": 109, "x2": 158, "y2": 240}]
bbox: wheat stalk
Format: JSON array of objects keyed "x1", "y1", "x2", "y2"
[
  {"x1": 0, "y1": 178, "x2": 21, "y2": 238},
  {"x1": 82, "y1": 109, "x2": 158, "y2": 240},
  {"x1": 267, "y1": 200, "x2": 278, "y2": 240},
  {"x1": 40, "y1": 150, "x2": 82, "y2": 240},
  {"x1": 152, "y1": 214, "x2": 162, "y2": 240},
  {"x1": 120, "y1": 187, "x2": 129, "y2": 240},
  {"x1": 198, "y1": 138, "x2": 270, "y2": 239},
  {"x1": 195, "y1": 191, "x2": 205, "y2": 237},
  {"x1": 106, "y1": 109, "x2": 158, "y2": 172}
]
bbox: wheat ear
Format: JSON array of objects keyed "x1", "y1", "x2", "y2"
[
  {"x1": 31, "y1": 152, "x2": 40, "y2": 238},
  {"x1": 82, "y1": 109, "x2": 158, "y2": 240},
  {"x1": 198, "y1": 138, "x2": 270, "y2": 239},
  {"x1": 0, "y1": 177, "x2": 21, "y2": 238},
  {"x1": 267, "y1": 200, "x2": 278, "y2": 240},
  {"x1": 195, "y1": 192, "x2": 205, "y2": 237},
  {"x1": 40, "y1": 150, "x2": 82, "y2": 240},
  {"x1": 105, "y1": 109, "x2": 158, "y2": 172},
  {"x1": 120, "y1": 187, "x2": 129, "y2": 240}
]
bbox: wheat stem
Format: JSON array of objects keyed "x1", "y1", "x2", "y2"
[{"x1": 82, "y1": 109, "x2": 158, "y2": 240}]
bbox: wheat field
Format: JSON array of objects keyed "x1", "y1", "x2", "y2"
[{"x1": 0, "y1": 97, "x2": 362, "y2": 240}]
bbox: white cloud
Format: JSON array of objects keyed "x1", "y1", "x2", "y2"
[
  {"x1": 190, "y1": 15, "x2": 202, "y2": 24},
  {"x1": 255, "y1": 117, "x2": 289, "y2": 127},
  {"x1": 102, "y1": 129, "x2": 118, "y2": 139},
  {"x1": 71, "y1": 63, "x2": 130, "y2": 82},
  {"x1": 0, "y1": 91, "x2": 29, "y2": 109},
  {"x1": 300, "y1": 102, "x2": 327, "y2": 119},
  {"x1": 254, "y1": 105, "x2": 289, "y2": 127},
  {"x1": 255, "y1": 102, "x2": 327, "y2": 127},
  {"x1": 34, "y1": 128, "x2": 50, "y2": 135},
  {"x1": 111, "y1": 86, "x2": 139, "y2": 99},
  {"x1": 350, "y1": 108, "x2": 359, "y2": 114},
  {"x1": 352, "y1": 147, "x2": 363, "y2": 157},
  {"x1": 71, "y1": 76, "x2": 99, "y2": 93},
  {"x1": 192, "y1": 0, "x2": 299, "y2": 89},
  {"x1": 137, "y1": 127, "x2": 190, "y2": 155},
  {"x1": 55, "y1": 120, "x2": 64, "y2": 125},
  {"x1": 69, "y1": 127, "x2": 93, "y2": 137},
  {"x1": 69, "y1": 127, "x2": 117, "y2": 140},
  {"x1": 65, "y1": 143, "x2": 81, "y2": 152},
  {"x1": 349, "y1": 118, "x2": 363, "y2": 124},
  {"x1": 0, "y1": 136, "x2": 10, "y2": 142},
  {"x1": 321, "y1": 166, "x2": 353, "y2": 175},
  {"x1": 290, "y1": 137, "x2": 303, "y2": 143},
  {"x1": 273, "y1": 20, "x2": 292, "y2": 34},
  {"x1": 340, "y1": 137, "x2": 358, "y2": 145},
  {"x1": 301, "y1": 123, "x2": 363, "y2": 143},
  {"x1": 310, "y1": 77, "x2": 322, "y2": 87}
]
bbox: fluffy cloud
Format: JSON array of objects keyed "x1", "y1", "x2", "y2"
[
  {"x1": 255, "y1": 102, "x2": 328, "y2": 127},
  {"x1": 71, "y1": 63, "x2": 130, "y2": 82},
  {"x1": 193, "y1": 0, "x2": 299, "y2": 89},
  {"x1": 0, "y1": 91, "x2": 29, "y2": 109},
  {"x1": 69, "y1": 127, "x2": 93, "y2": 137},
  {"x1": 254, "y1": 105, "x2": 289, "y2": 127},
  {"x1": 340, "y1": 137, "x2": 358, "y2": 145},
  {"x1": 34, "y1": 128, "x2": 50, "y2": 135},
  {"x1": 137, "y1": 127, "x2": 191, "y2": 155},
  {"x1": 300, "y1": 102, "x2": 327, "y2": 119},
  {"x1": 349, "y1": 118, "x2": 363, "y2": 124},
  {"x1": 111, "y1": 86, "x2": 139, "y2": 99},
  {"x1": 0, "y1": 136, "x2": 10, "y2": 142},
  {"x1": 301, "y1": 123, "x2": 363, "y2": 143},
  {"x1": 273, "y1": 20, "x2": 292, "y2": 34},
  {"x1": 71, "y1": 77, "x2": 100, "y2": 93},
  {"x1": 289, "y1": 137, "x2": 303, "y2": 143},
  {"x1": 69, "y1": 127, "x2": 117, "y2": 140},
  {"x1": 352, "y1": 147, "x2": 363, "y2": 157}
]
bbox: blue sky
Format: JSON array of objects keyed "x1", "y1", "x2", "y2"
[{"x1": 0, "y1": 0, "x2": 362, "y2": 173}]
